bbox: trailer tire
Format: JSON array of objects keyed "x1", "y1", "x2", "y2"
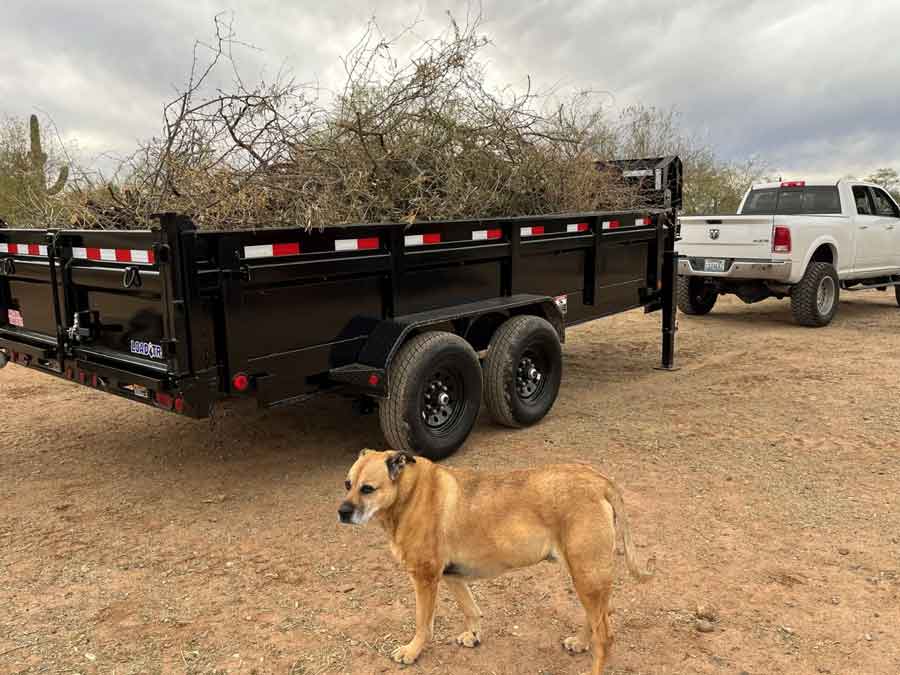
[
  {"x1": 483, "y1": 315, "x2": 562, "y2": 428},
  {"x1": 379, "y1": 331, "x2": 482, "y2": 460},
  {"x1": 677, "y1": 276, "x2": 717, "y2": 315},
  {"x1": 791, "y1": 262, "x2": 839, "y2": 327}
]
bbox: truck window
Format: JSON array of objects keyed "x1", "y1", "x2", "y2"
[
  {"x1": 853, "y1": 185, "x2": 874, "y2": 215},
  {"x1": 869, "y1": 187, "x2": 900, "y2": 218},
  {"x1": 741, "y1": 186, "x2": 841, "y2": 215}
]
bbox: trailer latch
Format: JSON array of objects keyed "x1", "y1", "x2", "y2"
[
  {"x1": 66, "y1": 310, "x2": 100, "y2": 342},
  {"x1": 123, "y1": 266, "x2": 142, "y2": 289}
]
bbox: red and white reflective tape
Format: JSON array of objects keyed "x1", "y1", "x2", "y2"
[
  {"x1": 472, "y1": 228, "x2": 502, "y2": 241},
  {"x1": 73, "y1": 247, "x2": 156, "y2": 264},
  {"x1": 566, "y1": 222, "x2": 590, "y2": 233},
  {"x1": 520, "y1": 226, "x2": 545, "y2": 237},
  {"x1": 601, "y1": 220, "x2": 622, "y2": 230},
  {"x1": 404, "y1": 233, "x2": 442, "y2": 247},
  {"x1": 335, "y1": 237, "x2": 379, "y2": 252},
  {"x1": 0, "y1": 243, "x2": 48, "y2": 256},
  {"x1": 640, "y1": 216, "x2": 653, "y2": 225},
  {"x1": 243, "y1": 242, "x2": 301, "y2": 259}
]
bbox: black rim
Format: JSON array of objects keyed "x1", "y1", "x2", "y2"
[
  {"x1": 516, "y1": 349, "x2": 548, "y2": 402},
  {"x1": 421, "y1": 367, "x2": 465, "y2": 433}
]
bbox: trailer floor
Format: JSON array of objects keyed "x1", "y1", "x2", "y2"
[{"x1": 2, "y1": 293, "x2": 899, "y2": 675}]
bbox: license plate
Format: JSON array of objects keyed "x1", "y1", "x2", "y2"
[{"x1": 704, "y1": 259, "x2": 726, "y2": 273}]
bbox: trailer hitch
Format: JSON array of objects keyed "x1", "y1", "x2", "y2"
[{"x1": 0, "y1": 257, "x2": 14, "y2": 276}]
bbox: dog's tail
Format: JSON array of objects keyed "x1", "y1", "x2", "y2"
[{"x1": 604, "y1": 479, "x2": 655, "y2": 582}]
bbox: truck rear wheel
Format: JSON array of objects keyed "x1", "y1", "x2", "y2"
[
  {"x1": 677, "y1": 276, "x2": 718, "y2": 315},
  {"x1": 379, "y1": 331, "x2": 482, "y2": 460},
  {"x1": 791, "y1": 262, "x2": 839, "y2": 327},
  {"x1": 484, "y1": 315, "x2": 562, "y2": 428}
]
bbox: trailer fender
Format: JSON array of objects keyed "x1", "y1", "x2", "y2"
[{"x1": 329, "y1": 294, "x2": 564, "y2": 397}]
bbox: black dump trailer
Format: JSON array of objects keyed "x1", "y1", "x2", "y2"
[{"x1": 0, "y1": 157, "x2": 682, "y2": 459}]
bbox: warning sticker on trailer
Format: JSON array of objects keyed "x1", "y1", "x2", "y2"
[{"x1": 7, "y1": 309, "x2": 23, "y2": 327}]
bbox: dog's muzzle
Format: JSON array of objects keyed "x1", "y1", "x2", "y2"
[{"x1": 338, "y1": 501, "x2": 355, "y2": 524}]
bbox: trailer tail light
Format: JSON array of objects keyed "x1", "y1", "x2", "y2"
[
  {"x1": 174, "y1": 397, "x2": 185, "y2": 414},
  {"x1": 780, "y1": 181, "x2": 805, "y2": 188},
  {"x1": 773, "y1": 226, "x2": 791, "y2": 253},
  {"x1": 368, "y1": 373, "x2": 380, "y2": 386},
  {"x1": 156, "y1": 392, "x2": 174, "y2": 410},
  {"x1": 232, "y1": 373, "x2": 251, "y2": 392},
  {"x1": 472, "y1": 229, "x2": 503, "y2": 240}
]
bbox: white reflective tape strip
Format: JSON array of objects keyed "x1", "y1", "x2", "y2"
[
  {"x1": 73, "y1": 247, "x2": 88, "y2": 258},
  {"x1": 404, "y1": 234, "x2": 425, "y2": 247},
  {"x1": 601, "y1": 221, "x2": 620, "y2": 230},
  {"x1": 0, "y1": 243, "x2": 7, "y2": 253},
  {"x1": 520, "y1": 227, "x2": 533, "y2": 237},
  {"x1": 99, "y1": 248, "x2": 117, "y2": 262},
  {"x1": 335, "y1": 239, "x2": 358, "y2": 251},
  {"x1": 244, "y1": 244, "x2": 274, "y2": 259},
  {"x1": 38, "y1": 245, "x2": 48, "y2": 256},
  {"x1": 130, "y1": 249, "x2": 151, "y2": 264},
  {"x1": 623, "y1": 169, "x2": 654, "y2": 177},
  {"x1": 472, "y1": 230, "x2": 489, "y2": 240}
]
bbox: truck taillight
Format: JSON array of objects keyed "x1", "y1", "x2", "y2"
[{"x1": 773, "y1": 226, "x2": 791, "y2": 253}]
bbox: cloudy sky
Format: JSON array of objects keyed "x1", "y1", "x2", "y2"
[{"x1": 2, "y1": 0, "x2": 899, "y2": 180}]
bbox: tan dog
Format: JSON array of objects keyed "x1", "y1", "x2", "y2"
[{"x1": 338, "y1": 450, "x2": 653, "y2": 674}]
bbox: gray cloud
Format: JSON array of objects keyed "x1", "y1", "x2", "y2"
[{"x1": 3, "y1": 0, "x2": 899, "y2": 179}]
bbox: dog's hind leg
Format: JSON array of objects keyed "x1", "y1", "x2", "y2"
[
  {"x1": 391, "y1": 574, "x2": 439, "y2": 665},
  {"x1": 444, "y1": 578, "x2": 482, "y2": 648}
]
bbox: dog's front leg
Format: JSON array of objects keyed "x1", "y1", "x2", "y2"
[{"x1": 391, "y1": 574, "x2": 439, "y2": 665}]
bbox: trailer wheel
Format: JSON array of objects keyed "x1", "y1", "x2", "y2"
[
  {"x1": 677, "y1": 276, "x2": 717, "y2": 315},
  {"x1": 379, "y1": 331, "x2": 482, "y2": 460},
  {"x1": 484, "y1": 315, "x2": 562, "y2": 428},
  {"x1": 791, "y1": 262, "x2": 839, "y2": 327}
]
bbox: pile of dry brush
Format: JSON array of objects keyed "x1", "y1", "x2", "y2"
[{"x1": 63, "y1": 15, "x2": 645, "y2": 230}]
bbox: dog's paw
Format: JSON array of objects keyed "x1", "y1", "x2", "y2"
[
  {"x1": 562, "y1": 635, "x2": 590, "y2": 654},
  {"x1": 455, "y1": 630, "x2": 481, "y2": 648},
  {"x1": 391, "y1": 642, "x2": 421, "y2": 665}
]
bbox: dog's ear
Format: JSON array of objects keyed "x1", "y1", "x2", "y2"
[
  {"x1": 386, "y1": 451, "x2": 416, "y2": 481},
  {"x1": 359, "y1": 448, "x2": 375, "y2": 458}
]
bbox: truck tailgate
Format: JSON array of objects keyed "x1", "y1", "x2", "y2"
[{"x1": 677, "y1": 215, "x2": 775, "y2": 259}]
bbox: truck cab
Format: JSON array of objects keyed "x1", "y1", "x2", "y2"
[{"x1": 676, "y1": 179, "x2": 900, "y2": 326}]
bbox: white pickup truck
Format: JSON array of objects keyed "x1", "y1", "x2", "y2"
[{"x1": 676, "y1": 180, "x2": 900, "y2": 326}]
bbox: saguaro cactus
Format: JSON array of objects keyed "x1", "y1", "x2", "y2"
[{"x1": 28, "y1": 114, "x2": 68, "y2": 196}]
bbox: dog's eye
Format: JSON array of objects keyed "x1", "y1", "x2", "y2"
[
  {"x1": 344, "y1": 480, "x2": 351, "y2": 491},
  {"x1": 360, "y1": 484, "x2": 376, "y2": 495}
]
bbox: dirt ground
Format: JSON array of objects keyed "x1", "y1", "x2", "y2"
[{"x1": 2, "y1": 292, "x2": 900, "y2": 675}]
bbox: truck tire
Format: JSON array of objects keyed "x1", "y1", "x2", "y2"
[
  {"x1": 677, "y1": 276, "x2": 717, "y2": 315},
  {"x1": 791, "y1": 262, "x2": 840, "y2": 327},
  {"x1": 483, "y1": 315, "x2": 562, "y2": 428},
  {"x1": 379, "y1": 331, "x2": 482, "y2": 460}
]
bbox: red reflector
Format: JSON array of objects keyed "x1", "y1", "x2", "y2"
[
  {"x1": 91, "y1": 374, "x2": 99, "y2": 387},
  {"x1": 147, "y1": 249, "x2": 156, "y2": 265},
  {"x1": 174, "y1": 397, "x2": 185, "y2": 414},
  {"x1": 232, "y1": 373, "x2": 251, "y2": 392},
  {"x1": 368, "y1": 373, "x2": 380, "y2": 386},
  {"x1": 357, "y1": 237, "x2": 379, "y2": 250},
  {"x1": 780, "y1": 181, "x2": 805, "y2": 188},
  {"x1": 156, "y1": 392, "x2": 174, "y2": 409},
  {"x1": 487, "y1": 228, "x2": 503, "y2": 239},
  {"x1": 86, "y1": 247, "x2": 102, "y2": 261},
  {"x1": 422, "y1": 233, "x2": 442, "y2": 245},
  {"x1": 28, "y1": 243, "x2": 40, "y2": 256},
  {"x1": 273, "y1": 242, "x2": 301, "y2": 257},
  {"x1": 78, "y1": 371, "x2": 86, "y2": 384},
  {"x1": 115, "y1": 248, "x2": 132, "y2": 262},
  {"x1": 773, "y1": 226, "x2": 791, "y2": 253},
  {"x1": 642, "y1": 217, "x2": 653, "y2": 225}
]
